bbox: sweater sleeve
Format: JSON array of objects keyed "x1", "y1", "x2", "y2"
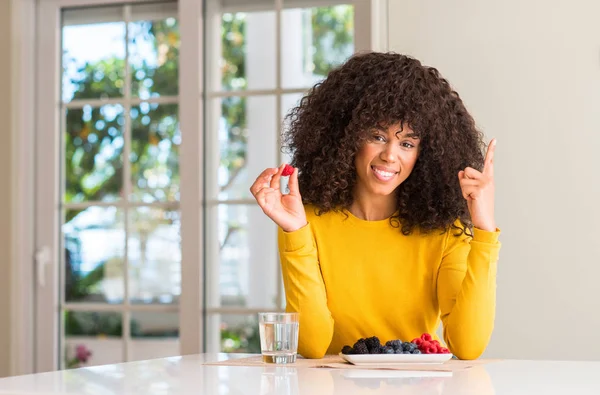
[
  {"x1": 278, "y1": 224, "x2": 334, "y2": 358},
  {"x1": 436, "y1": 227, "x2": 501, "y2": 360}
]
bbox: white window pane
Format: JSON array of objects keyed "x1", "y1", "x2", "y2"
[
  {"x1": 64, "y1": 311, "x2": 123, "y2": 368},
  {"x1": 131, "y1": 311, "x2": 179, "y2": 338},
  {"x1": 281, "y1": 5, "x2": 354, "y2": 89},
  {"x1": 209, "y1": 7, "x2": 276, "y2": 91},
  {"x1": 206, "y1": 205, "x2": 278, "y2": 309},
  {"x1": 128, "y1": 209, "x2": 181, "y2": 304},
  {"x1": 64, "y1": 207, "x2": 125, "y2": 304},
  {"x1": 207, "y1": 95, "x2": 277, "y2": 201},
  {"x1": 64, "y1": 337, "x2": 123, "y2": 369},
  {"x1": 207, "y1": 314, "x2": 261, "y2": 353},
  {"x1": 130, "y1": 103, "x2": 180, "y2": 202},
  {"x1": 128, "y1": 18, "x2": 179, "y2": 99},
  {"x1": 62, "y1": 19, "x2": 126, "y2": 102},
  {"x1": 64, "y1": 105, "x2": 125, "y2": 203}
]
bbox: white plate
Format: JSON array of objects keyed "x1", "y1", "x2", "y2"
[{"x1": 339, "y1": 352, "x2": 453, "y2": 365}]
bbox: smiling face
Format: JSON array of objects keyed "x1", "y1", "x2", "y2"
[{"x1": 354, "y1": 122, "x2": 421, "y2": 199}]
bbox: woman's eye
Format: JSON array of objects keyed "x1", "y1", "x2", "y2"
[
  {"x1": 372, "y1": 135, "x2": 385, "y2": 142},
  {"x1": 401, "y1": 142, "x2": 415, "y2": 148}
]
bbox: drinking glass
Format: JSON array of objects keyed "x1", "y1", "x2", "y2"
[{"x1": 258, "y1": 312, "x2": 299, "y2": 364}]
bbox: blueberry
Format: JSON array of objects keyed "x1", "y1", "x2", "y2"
[
  {"x1": 403, "y1": 350, "x2": 412, "y2": 354},
  {"x1": 402, "y1": 342, "x2": 413, "y2": 351},
  {"x1": 395, "y1": 348, "x2": 404, "y2": 354},
  {"x1": 412, "y1": 349, "x2": 422, "y2": 354},
  {"x1": 382, "y1": 346, "x2": 394, "y2": 354},
  {"x1": 385, "y1": 340, "x2": 403, "y2": 350}
]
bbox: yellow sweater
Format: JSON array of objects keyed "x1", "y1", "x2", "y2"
[{"x1": 278, "y1": 205, "x2": 501, "y2": 360}]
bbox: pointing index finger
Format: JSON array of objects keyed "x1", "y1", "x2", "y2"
[{"x1": 483, "y1": 138, "x2": 496, "y2": 176}]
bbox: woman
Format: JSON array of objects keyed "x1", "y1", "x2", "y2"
[{"x1": 249, "y1": 52, "x2": 500, "y2": 360}]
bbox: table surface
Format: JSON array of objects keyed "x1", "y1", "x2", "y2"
[{"x1": 0, "y1": 354, "x2": 599, "y2": 395}]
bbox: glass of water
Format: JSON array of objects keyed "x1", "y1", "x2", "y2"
[{"x1": 258, "y1": 312, "x2": 299, "y2": 364}]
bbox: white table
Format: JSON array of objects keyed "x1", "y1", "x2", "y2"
[{"x1": 0, "y1": 354, "x2": 599, "y2": 394}]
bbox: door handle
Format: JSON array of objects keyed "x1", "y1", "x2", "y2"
[{"x1": 35, "y1": 246, "x2": 51, "y2": 287}]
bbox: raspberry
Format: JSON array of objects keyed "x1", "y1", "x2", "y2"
[
  {"x1": 365, "y1": 337, "x2": 381, "y2": 353},
  {"x1": 342, "y1": 345, "x2": 354, "y2": 355},
  {"x1": 281, "y1": 164, "x2": 294, "y2": 176},
  {"x1": 421, "y1": 333, "x2": 432, "y2": 341},
  {"x1": 441, "y1": 348, "x2": 450, "y2": 354},
  {"x1": 422, "y1": 346, "x2": 438, "y2": 354},
  {"x1": 417, "y1": 340, "x2": 442, "y2": 354},
  {"x1": 412, "y1": 338, "x2": 423, "y2": 346}
]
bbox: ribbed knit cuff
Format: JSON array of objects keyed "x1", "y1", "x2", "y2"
[{"x1": 281, "y1": 223, "x2": 314, "y2": 252}]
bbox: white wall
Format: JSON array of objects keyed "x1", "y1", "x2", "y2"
[{"x1": 388, "y1": 0, "x2": 600, "y2": 361}]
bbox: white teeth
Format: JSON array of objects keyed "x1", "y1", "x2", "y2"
[{"x1": 374, "y1": 168, "x2": 395, "y2": 178}]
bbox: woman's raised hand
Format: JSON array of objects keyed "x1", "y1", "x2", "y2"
[{"x1": 250, "y1": 164, "x2": 308, "y2": 232}]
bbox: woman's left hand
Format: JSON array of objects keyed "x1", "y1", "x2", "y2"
[{"x1": 458, "y1": 139, "x2": 496, "y2": 232}]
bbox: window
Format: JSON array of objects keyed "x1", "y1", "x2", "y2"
[
  {"x1": 204, "y1": 0, "x2": 357, "y2": 353},
  {"x1": 34, "y1": 0, "x2": 375, "y2": 372},
  {"x1": 59, "y1": 1, "x2": 180, "y2": 368}
]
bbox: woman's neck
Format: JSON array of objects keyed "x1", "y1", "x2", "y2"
[{"x1": 349, "y1": 190, "x2": 397, "y2": 221}]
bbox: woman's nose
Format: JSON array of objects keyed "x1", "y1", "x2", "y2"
[{"x1": 380, "y1": 143, "x2": 398, "y2": 162}]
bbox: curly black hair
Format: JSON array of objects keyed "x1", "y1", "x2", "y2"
[{"x1": 282, "y1": 51, "x2": 487, "y2": 236}]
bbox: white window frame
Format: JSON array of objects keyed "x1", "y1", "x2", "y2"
[
  {"x1": 26, "y1": 0, "x2": 386, "y2": 373},
  {"x1": 34, "y1": 0, "x2": 201, "y2": 373}
]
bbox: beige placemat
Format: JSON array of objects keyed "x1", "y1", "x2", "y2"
[{"x1": 203, "y1": 355, "x2": 501, "y2": 372}]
